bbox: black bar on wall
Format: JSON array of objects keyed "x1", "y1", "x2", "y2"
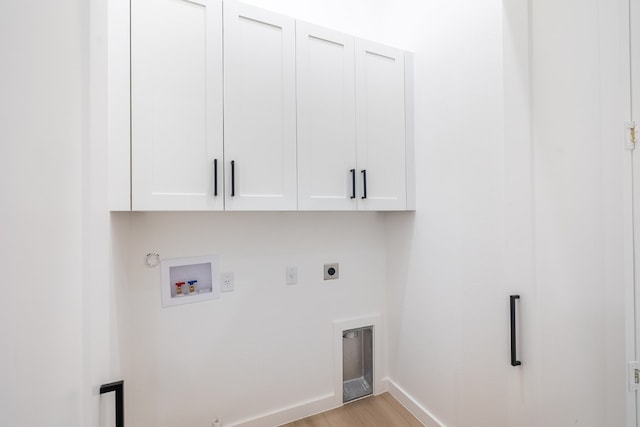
[{"x1": 100, "y1": 380, "x2": 124, "y2": 427}]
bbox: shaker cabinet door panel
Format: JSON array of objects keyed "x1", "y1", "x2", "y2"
[
  {"x1": 131, "y1": 0, "x2": 223, "y2": 211},
  {"x1": 355, "y1": 40, "x2": 407, "y2": 211},
  {"x1": 223, "y1": 1, "x2": 297, "y2": 211},
  {"x1": 296, "y1": 22, "x2": 357, "y2": 211}
]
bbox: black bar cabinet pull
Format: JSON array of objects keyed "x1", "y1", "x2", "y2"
[
  {"x1": 213, "y1": 159, "x2": 218, "y2": 196},
  {"x1": 510, "y1": 295, "x2": 521, "y2": 366},
  {"x1": 231, "y1": 160, "x2": 235, "y2": 197},
  {"x1": 100, "y1": 380, "x2": 124, "y2": 427},
  {"x1": 361, "y1": 169, "x2": 367, "y2": 199},
  {"x1": 350, "y1": 169, "x2": 356, "y2": 199}
]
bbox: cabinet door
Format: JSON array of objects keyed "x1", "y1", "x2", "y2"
[
  {"x1": 224, "y1": 1, "x2": 297, "y2": 210},
  {"x1": 131, "y1": 0, "x2": 223, "y2": 211},
  {"x1": 355, "y1": 40, "x2": 407, "y2": 211},
  {"x1": 297, "y1": 22, "x2": 357, "y2": 211}
]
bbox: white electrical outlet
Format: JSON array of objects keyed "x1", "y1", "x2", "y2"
[
  {"x1": 220, "y1": 272, "x2": 234, "y2": 292},
  {"x1": 286, "y1": 266, "x2": 297, "y2": 285}
]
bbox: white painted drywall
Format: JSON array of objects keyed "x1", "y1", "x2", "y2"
[
  {"x1": 1, "y1": 1, "x2": 123, "y2": 426},
  {"x1": 383, "y1": 1, "x2": 511, "y2": 425},
  {"x1": 117, "y1": 212, "x2": 387, "y2": 426},
  {"x1": 0, "y1": 1, "x2": 86, "y2": 426},
  {"x1": 87, "y1": 0, "x2": 126, "y2": 425},
  {"x1": 383, "y1": 0, "x2": 628, "y2": 426}
]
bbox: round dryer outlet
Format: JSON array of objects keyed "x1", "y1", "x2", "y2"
[{"x1": 324, "y1": 263, "x2": 339, "y2": 280}]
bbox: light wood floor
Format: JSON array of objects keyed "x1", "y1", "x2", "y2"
[{"x1": 280, "y1": 393, "x2": 423, "y2": 427}]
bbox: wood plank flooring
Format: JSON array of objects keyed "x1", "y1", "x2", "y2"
[{"x1": 280, "y1": 393, "x2": 423, "y2": 427}]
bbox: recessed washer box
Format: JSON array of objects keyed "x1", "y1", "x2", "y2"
[
  {"x1": 343, "y1": 326, "x2": 373, "y2": 403},
  {"x1": 160, "y1": 255, "x2": 220, "y2": 307}
]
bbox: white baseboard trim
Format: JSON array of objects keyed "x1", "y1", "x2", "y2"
[
  {"x1": 229, "y1": 380, "x2": 445, "y2": 427},
  {"x1": 228, "y1": 393, "x2": 338, "y2": 427},
  {"x1": 384, "y1": 379, "x2": 447, "y2": 427}
]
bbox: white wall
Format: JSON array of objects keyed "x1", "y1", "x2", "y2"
[
  {"x1": 117, "y1": 212, "x2": 387, "y2": 426},
  {"x1": 88, "y1": 0, "x2": 125, "y2": 425},
  {"x1": 384, "y1": 1, "x2": 628, "y2": 427},
  {"x1": 383, "y1": 0, "x2": 510, "y2": 426},
  {"x1": 0, "y1": 1, "x2": 86, "y2": 426},
  {"x1": 1, "y1": 1, "x2": 122, "y2": 426}
]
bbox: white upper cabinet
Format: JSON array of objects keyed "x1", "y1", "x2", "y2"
[
  {"x1": 355, "y1": 39, "x2": 408, "y2": 211},
  {"x1": 116, "y1": 0, "x2": 414, "y2": 211},
  {"x1": 131, "y1": 0, "x2": 223, "y2": 211},
  {"x1": 296, "y1": 22, "x2": 357, "y2": 211},
  {"x1": 223, "y1": 1, "x2": 297, "y2": 211}
]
